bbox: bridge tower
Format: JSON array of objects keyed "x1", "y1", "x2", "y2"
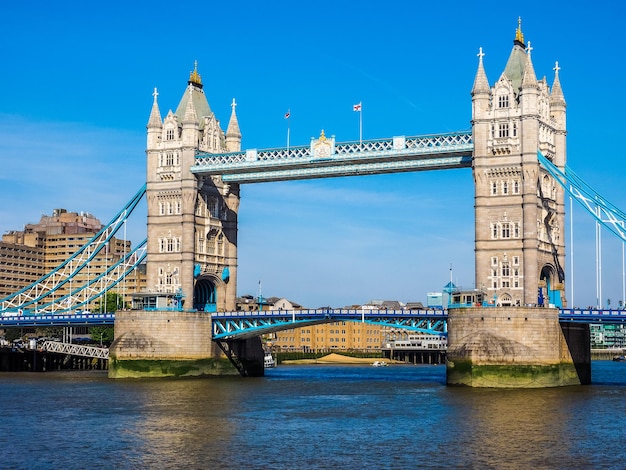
[
  {"x1": 109, "y1": 64, "x2": 256, "y2": 378},
  {"x1": 471, "y1": 20, "x2": 567, "y2": 308},
  {"x1": 446, "y1": 21, "x2": 589, "y2": 388},
  {"x1": 145, "y1": 63, "x2": 240, "y2": 312}
]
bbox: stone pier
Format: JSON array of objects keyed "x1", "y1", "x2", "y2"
[
  {"x1": 446, "y1": 307, "x2": 590, "y2": 388},
  {"x1": 109, "y1": 310, "x2": 237, "y2": 378}
]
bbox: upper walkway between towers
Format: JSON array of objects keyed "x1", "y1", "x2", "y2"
[{"x1": 192, "y1": 131, "x2": 473, "y2": 183}]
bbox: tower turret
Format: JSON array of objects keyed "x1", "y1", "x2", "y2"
[
  {"x1": 147, "y1": 87, "x2": 163, "y2": 150},
  {"x1": 225, "y1": 98, "x2": 242, "y2": 152}
]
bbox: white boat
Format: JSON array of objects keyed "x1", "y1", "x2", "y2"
[
  {"x1": 264, "y1": 353, "x2": 276, "y2": 368},
  {"x1": 372, "y1": 360, "x2": 388, "y2": 367}
]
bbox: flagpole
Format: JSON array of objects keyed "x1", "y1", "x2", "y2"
[
  {"x1": 285, "y1": 109, "x2": 291, "y2": 152},
  {"x1": 359, "y1": 103, "x2": 362, "y2": 148}
]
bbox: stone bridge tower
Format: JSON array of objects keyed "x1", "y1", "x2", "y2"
[
  {"x1": 471, "y1": 20, "x2": 567, "y2": 308},
  {"x1": 145, "y1": 63, "x2": 241, "y2": 312}
]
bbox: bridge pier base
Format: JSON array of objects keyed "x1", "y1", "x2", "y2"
[
  {"x1": 109, "y1": 310, "x2": 238, "y2": 378},
  {"x1": 446, "y1": 307, "x2": 590, "y2": 388}
]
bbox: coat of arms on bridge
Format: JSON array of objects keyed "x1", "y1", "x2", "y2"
[{"x1": 311, "y1": 130, "x2": 335, "y2": 159}]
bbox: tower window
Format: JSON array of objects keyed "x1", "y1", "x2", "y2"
[
  {"x1": 502, "y1": 181, "x2": 509, "y2": 195},
  {"x1": 513, "y1": 180, "x2": 520, "y2": 194},
  {"x1": 491, "y1": 181, "x2": 497, "y2": 195},
  {"x1": 166, "y1": 128, "x2": 175, "y2": 141},
  {"x1": 502, "y1": 263, "x2": 510, "y2": 277},
  {"x1": 502, "y1": 223, "x2": 510, "y2": 238},
  {"x1": 498, "y1": 95, "x2": 509, "y2": 108},
  {"x1": 498, "y1": 123, "x2": 509, "y2": 138}
]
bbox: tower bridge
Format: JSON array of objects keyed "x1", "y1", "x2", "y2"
[{"x1": 4, "y1": 21, "x2": 626, "y2": 386}]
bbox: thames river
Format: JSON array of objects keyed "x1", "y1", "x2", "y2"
[{"x1": 1, "y1": 361, "x2": 625, "y2": 469}]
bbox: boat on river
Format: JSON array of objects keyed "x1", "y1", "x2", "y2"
[
  {"x1": 372, "y1": 360, "x2": 388, "y2": 367},
  {"x1": 264, "y1": 353, "x2": 276, "y2": 368}
]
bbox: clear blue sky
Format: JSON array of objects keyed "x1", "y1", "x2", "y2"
[{"x1": 1, "y1": 1, "x2": 624, "y2": 308}]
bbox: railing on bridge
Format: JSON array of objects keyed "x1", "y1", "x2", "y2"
[
  {"x1": 192, "y1": 132, "x2": 474, "y2": 182},
  {"x1": 0, "y1": 312, "x2": 115, "y2": 328},
  {"x1": 211, "y1": 308, "x2": 448, "y2": 340},
  {"x1": 41, "y1": 341, "x2": 109, "y2": 359}
]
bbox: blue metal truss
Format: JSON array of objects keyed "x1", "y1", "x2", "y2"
[
  {"x1": 2, "y1": 308, "x2": 626, "y2": 332},
  {"x1": 192, "y1": 132, "x2": 473, "y2": 183},
  {"x1": 538, "y1": 151, "x2": 626, "y2": 242},
  {"x1": 0, "y1": 313, "x2": 115, "y2": 328},
  {"x1": 0, "y1": 185, "x2": 147, "y2": 314},
  {"x1": 211, "y1": 309, "x2": 448, "y2": 340}
]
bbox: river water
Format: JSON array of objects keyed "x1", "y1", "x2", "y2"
[{"x1": 1, "y1": 361, "x2": 625, "y2": 469}]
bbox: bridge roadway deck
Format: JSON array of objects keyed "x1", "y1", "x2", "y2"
[{"x1": 0, "y1": 308, "x2": 624, "y2": 333}]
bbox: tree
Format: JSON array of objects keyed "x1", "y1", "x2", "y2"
[
  {"x1": 95, "y1": 291, "x2": 127, "y2": 313},
  {"x1": 89, "y1": 326, "x2": 114, "y2": 346}
]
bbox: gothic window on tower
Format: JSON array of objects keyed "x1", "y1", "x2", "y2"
[
  {"x1": 498, "y1": 123, "x2": 509, "y2": 138},
  {"x1": 166, "y1": 152, "x2": 174, "y2": 166},
  {"x1": 491, "y1": 257, "x2": 498, "y2": 266},
  {"x1": 513, "y1": 122, "x2": 517, "y2": 137},
  {"x1": 502, "y1": 181, "x2": 509, "y2": 195},
  {"x1": 502, "y1": 263, "x2": 510, "y2": 277},
  {"x1": 166, "y1": 128, "x2": 175, "y2": 141},
  {"x1": 513, "y1": 180, "x2": 520, "y2": 194},
  {"x1": 512, "y1": 256, "x2": 519, "y2": 266},
  {"x1": 501, "y1": 223, "x2": 511, "y2": 239},
  {"x1": 498, "y1": 95, "x2": 509, "y2": 108},
  {"x1": 492, "y1": 224, "x2": 498, "y2": 239},
  {"x1": 208, "y1": 198, "x2": 219, "y2": 218},
  {"x1": 514, "y1": 223, "x2": 520, "y2": 238},
  {"x1": 491, "y1": 181, "x2": 498, "y2": 195}
]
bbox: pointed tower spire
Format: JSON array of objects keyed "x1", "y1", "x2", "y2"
[
  {"x1": 521, "y1": 41, "x2": 537, "y2": 88},
  {"x1": 550, "y1": 61, "x2": 566, "y2": 106},
  {"x1": 188, "y1": 60, "x2": 203, "y2": 89},
  {"x1": 472, "y1": 47, "x2": 490, "y2": 95},
  {"x1": 183, "y1": 87, "x2": 198, "y2": 125},
  {"x1": 502, "y1": 18, "x2": 528, "y2": 96},
  {"x1": 226, "y1": 98, "x2": 242, "y2": 152},
  {"x1": 147, "y1": 87, "x2": 163, "y2": 128}
]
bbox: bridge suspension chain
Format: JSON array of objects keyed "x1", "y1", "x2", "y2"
[
  {"x1": 538, "y1": 151, "x2": 626, "y2": 242},
  {"x1": 0, "y1": 185, "x2": 147, "y2": 313}
]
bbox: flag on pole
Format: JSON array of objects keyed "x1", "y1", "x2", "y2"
[{"x1": 353, "y1": 102, "x2": 362, "y2": 112}]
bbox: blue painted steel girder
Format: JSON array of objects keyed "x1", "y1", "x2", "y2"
[
  {"x1": 192, "y1": 132, "x2": 473, "y2": 183},
  {"x1": 219, "y1": 156, "x2": 473, "y2": 183},
  {"x1": 0, "y1": 313, "x2": 115, "y2": 328},
  {"x1": 211, "y1": 309, "x2": 448, "y2": 340}
]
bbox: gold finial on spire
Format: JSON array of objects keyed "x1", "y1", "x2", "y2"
[
  {"x1": 319, "y1": 129, "x2": 326, "y2": 141},
  {"x1": 515, "y1": 16, "x2": 525, "y2": 45},
  {"x1": 189, "y1": 60, "x2": 202, "y2": 86}
]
